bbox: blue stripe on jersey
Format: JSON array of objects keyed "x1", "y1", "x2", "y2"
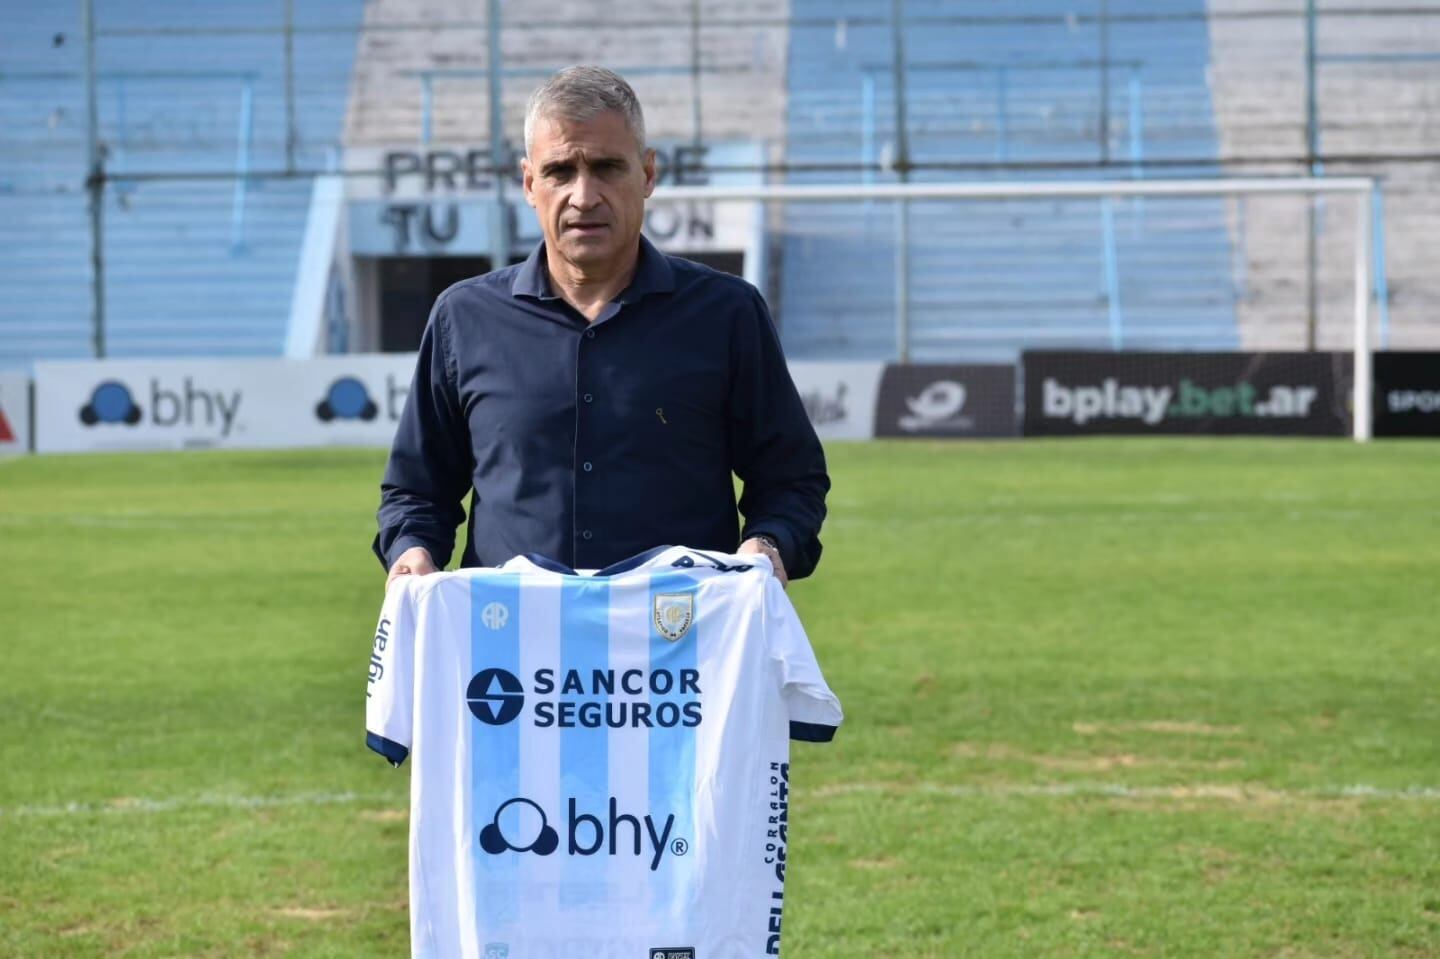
[
  {"x1": 559, "y1": 577, "x2": 611, "y2": 908},
  {"x1": 470, "y1": 575, "x2": 522, "y2": 939},
  {"x1": 647, "y1": 570, "x2": 700, "y2": 920}
]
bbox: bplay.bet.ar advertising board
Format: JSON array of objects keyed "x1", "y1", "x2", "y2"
[
  {"x1": 1023, "y1": 351, "x2": 1352, "y2": 436},
  {"x1": 34, "y1": 356, "x2": 418, "y2": 453}
]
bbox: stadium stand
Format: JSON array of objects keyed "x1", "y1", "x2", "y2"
[
  {"x1": 2, "y1": 0, "x2": 1436, "y2": 370},
  {"x1": 779, "y1": 0, "x2": 1238, "y2": 361},
  {"x1": 342, "y1": 0, "x2": 788, "y2": 147},
  {"x1": 0, "y1": 0, "x2": 365, "y2": 369}
]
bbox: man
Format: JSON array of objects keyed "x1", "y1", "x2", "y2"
[{"x1": 374, "y1": 65, "x2": 827, "y2": 588}]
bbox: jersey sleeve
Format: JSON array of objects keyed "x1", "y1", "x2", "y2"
[
  {"x1": 366, "y1": 579, "x2": 417, "y2": 766},
  {"x1": 762, "y1": 577, "x2": 844, "y2": 742}
]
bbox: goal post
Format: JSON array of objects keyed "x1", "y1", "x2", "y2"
[{"x1": 653, "y1": 177, "x2": 1379, "y2": 442}]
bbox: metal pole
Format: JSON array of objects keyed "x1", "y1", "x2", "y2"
[
  {"x1": 1305, "y1": 0, "x2": 1320, "y2": 351},
  {"x1": 861, "y1": 72, "x2": 875, "y2": 188},
  {"x1": 690, "y1": 0, "x2": 703, "y2": 145},
  {"x1": 486, "y1": 0, "x2": 511, "y2": 273},
  {"x1": 1098, "y1": 0, "x2": 1110, "y2": 163},
  {"x1": 1127, "y1": 66, "x2": 1144, "y2": 231},
  {"x1": 1102, "y1": 198, "x2": 1122, "y2": 348},
  {"x1": 284, "y1": 0, "x2": 296, "y2": 174},
  {"x1": 1372, "y1": 184, "x2": 1390, "y2": 349},
  {"x1": 890, "y1": 0, "x2": 911, "y2": 362},
  {"x1": 1352, "y1": 188, "x2": 1373, "y2": 442},
  {"x1": 82, "y1": 0, "x2": 106, "y2": 358},
  {"x1": 994, "y1": 66, "x2": 1009, "y2": 163},
  {"x1": 655, "y1": 177, "x2": 1376, "y2": 203},
  {"x1": 232, "y1": 79, "x2": 254, "y2": 253}
]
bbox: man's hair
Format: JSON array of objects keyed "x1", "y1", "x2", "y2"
[{"x1": 524, "y1": 65, "x2": 647, "y2": 157}]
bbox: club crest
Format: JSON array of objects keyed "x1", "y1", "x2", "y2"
[{"x1": 653, "y1": 593, "x2": 695, "y2": 641}]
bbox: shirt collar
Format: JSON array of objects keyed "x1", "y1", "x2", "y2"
[
  {"x1": 498, "y1": 546, "x2": 772, "y2": 579},
  {"x1": 510, "y1": 234, "x2": 675, "y2": 303}
]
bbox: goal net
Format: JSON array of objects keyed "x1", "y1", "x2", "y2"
[{"x1": 649, "y1": 177, "x2": 1379, "y2": 440}]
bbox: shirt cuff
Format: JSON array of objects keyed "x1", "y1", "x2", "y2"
[
  {"x1": 385, "y1": 534, "x2": 440, "y2": 571},
  {"x1": 742, "y1": 524, "x2": 796, "y2": 577}
]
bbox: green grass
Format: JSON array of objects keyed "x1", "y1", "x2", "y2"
[{"x1": 2, "y1": 439, "x2": 1438, "y2": 957}]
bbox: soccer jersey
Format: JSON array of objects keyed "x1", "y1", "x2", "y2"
[{"x1": 366, "y1": 545, "x2": 843, "y2": 959}]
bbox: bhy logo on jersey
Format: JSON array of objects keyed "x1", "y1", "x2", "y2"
[
  {"x1": 466, "y1": 666, "x2": 703, "y2": 729},
  {"x1": 480, "y1": 796, "x2": 686, "y2": 872}
]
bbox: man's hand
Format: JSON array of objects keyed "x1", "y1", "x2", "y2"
[
  {"x1": 739, "y1": 536, "x2": 788, "y2": 588},
  {"x1": 387, "y1": 546, "x2": 439, "y2": 591}
]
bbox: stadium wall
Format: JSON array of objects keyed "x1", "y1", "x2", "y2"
[{"x1": 17, "y1": 351, "x2": 1440, "y2": 454}]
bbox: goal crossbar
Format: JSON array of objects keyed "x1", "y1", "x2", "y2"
[{"x1": 653, "y1": 177, "x2": 1379, "y2": 441}]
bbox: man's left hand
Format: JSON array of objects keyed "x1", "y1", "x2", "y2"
[{"x1": 739, "y1": 537, "x2": 788, "y2": 588}]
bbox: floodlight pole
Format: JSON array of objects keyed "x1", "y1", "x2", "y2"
[{"x1": 82, "y1": 0, "x2": 106, "y2": 358}]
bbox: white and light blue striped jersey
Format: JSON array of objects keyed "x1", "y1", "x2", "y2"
[{"x1": 366, "y1": 545, "x2": 843, "y2": 959}]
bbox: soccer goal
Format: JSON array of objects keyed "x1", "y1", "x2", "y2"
[{"x1": 653, "y1": 177, "x2": 1380, "y2": 441}]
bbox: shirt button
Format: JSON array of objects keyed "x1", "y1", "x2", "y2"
[
  {"x1": 581, "y1": 530, "x2": 593, "y2": 540},
  {"x1": 582, "y1": 461, "x2": 593, "y2": 472},
  {"x1": 583, "y1": 393, "x2": 593, "y2": 403},
  {"x1": 585, "y1": 329, "x2": 596, "y2": 339}
]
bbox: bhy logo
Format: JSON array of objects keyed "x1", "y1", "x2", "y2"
[
  {"x1": 899, "y1": 379, "x2": 970, "y2": 431},
  {"x1": 315, "y1": 374, "x2": 410, "y2": 424},
  {"x1": 79, "y1": 378, "x2": 241, "y2": 436},
  {"x1": 79, "y1": 380, "x2": 142, "y2": 426},
  {"x1": 315, "y1": 376, "x2": 378, "y2": 421},
  {"x1": 479, "y1": 796, "x2": 685, "y2": 871}
]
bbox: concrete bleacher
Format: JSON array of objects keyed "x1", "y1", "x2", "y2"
[
  {"x1": 343, "y1": 0, "x2": 789, "y2": 149},
  {"x1": 5, "y1": 0, "x2": 1435, "y2": 371},
  {"x1": 779, "y1": 0, "x2": 1238, "y2": 361},
  {"x1": 0, "y1": 0, "x2": 364, "y2": 370},
  {"x1": 1207, "y1": 1, "x2": 1440, "y2": 350}
]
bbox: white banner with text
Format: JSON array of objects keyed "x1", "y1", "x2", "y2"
[{"x1": 33, "y1": 357, "x2": 887, "y2": 453}]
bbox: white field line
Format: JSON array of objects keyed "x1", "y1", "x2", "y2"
[
  {"x1": 4, "y1": 783, "x2": 1440, "y2": 819},
  {"x1": 812, "y1": 782, "x2": 1440, "y2": 802},
  {"x1": 0, "y1": 791, "x2": 394, "y2": 818}
]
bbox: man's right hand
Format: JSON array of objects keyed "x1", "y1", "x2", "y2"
[{"x1": 387, "y1": 546, "x2": 439, "y2": 591}]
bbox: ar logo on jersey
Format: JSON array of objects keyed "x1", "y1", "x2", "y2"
[
  {"x1": 480, "y1": 601, "x2": 510, "y2": 630},
  {"x1": 483, "y1": 945, "x2": 509, "y2": 959},
  {"x1": 466, "y1": 668, "x2": 525, "y2": 725},
  {"x1": 653, "y1": 593, "x2": 694, "y2": 641}
]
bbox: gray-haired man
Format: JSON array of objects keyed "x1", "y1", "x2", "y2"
[{"x1": 375, "y1": 65, "x2": 829, "y2": 587}]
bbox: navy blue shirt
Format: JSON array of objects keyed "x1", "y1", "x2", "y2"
[{"x1": 373, "y1": 237, "x2": 829, "y2": 579}]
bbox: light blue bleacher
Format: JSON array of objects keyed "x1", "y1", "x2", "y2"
[
  {"x1": 780, "y1": 0, "x2": 1239, "y2": 361},
  {"x1": 0, "y1": 0, "x2": 364, "y2": 370}
]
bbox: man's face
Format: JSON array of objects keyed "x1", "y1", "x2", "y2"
[{"x1": 522, "y1": 110, "x2": 656, "y2": 276}]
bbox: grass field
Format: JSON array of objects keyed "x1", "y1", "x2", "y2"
[{"x1": 2, "y1": 439, "x2": 1439, "y2": 958}]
